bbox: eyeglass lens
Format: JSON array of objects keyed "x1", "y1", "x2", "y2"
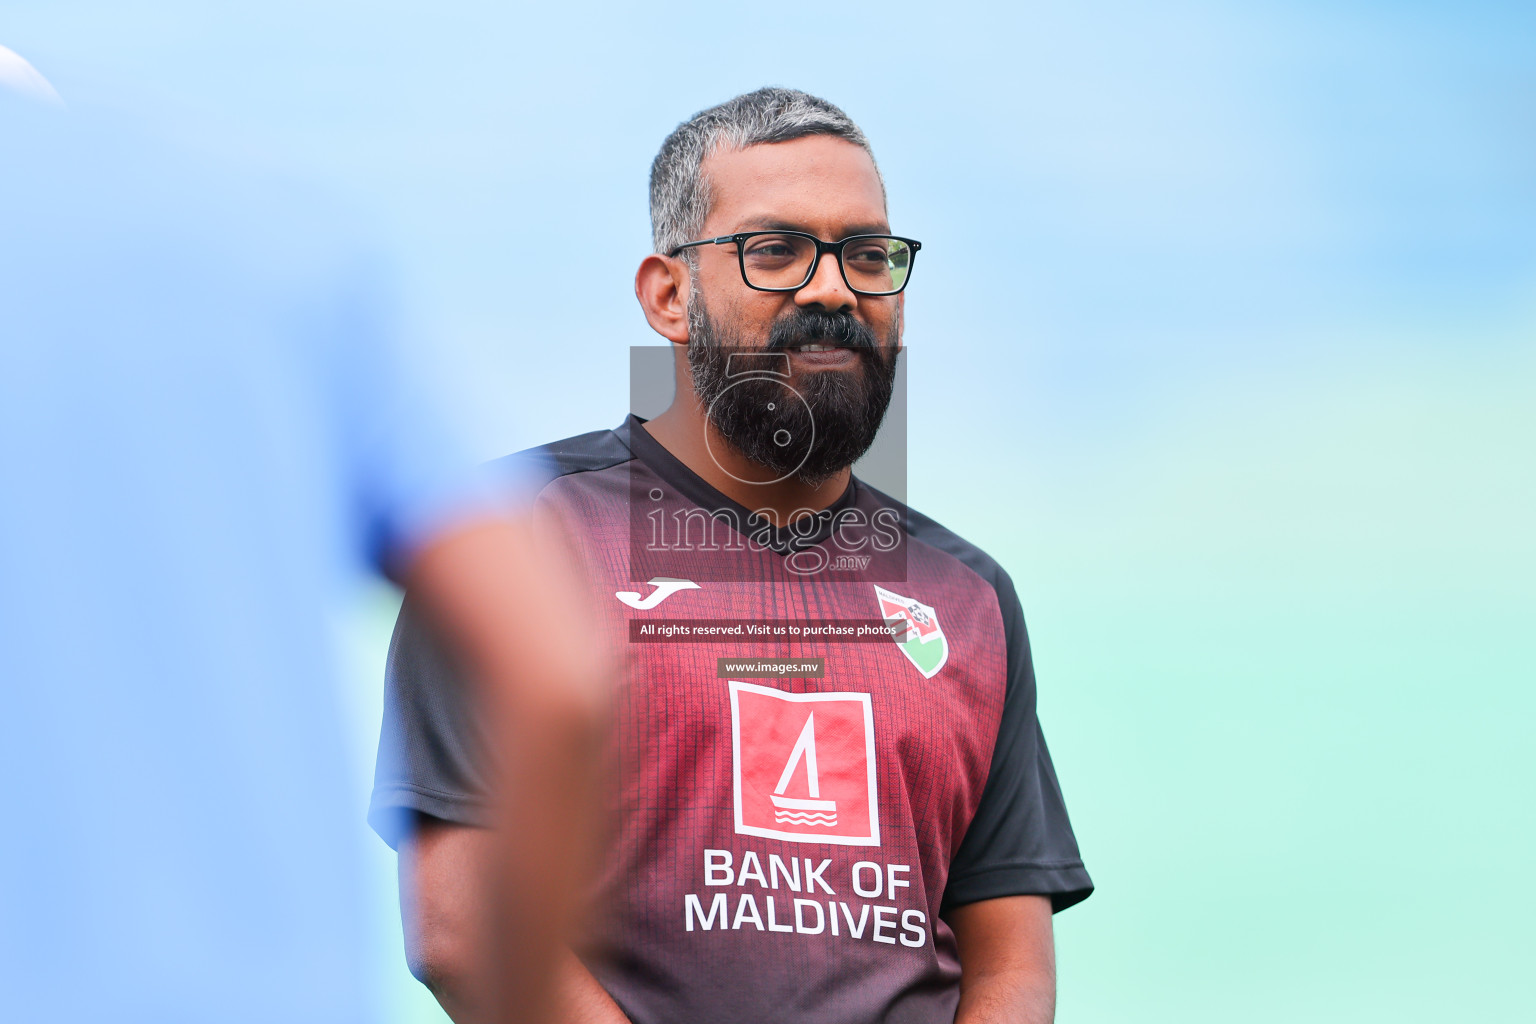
[{"x1": 740, "y1": 234, "x2": 913, "y2": 294}]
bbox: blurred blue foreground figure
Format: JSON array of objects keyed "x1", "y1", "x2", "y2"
[{"x1": 0, "y1": 76, "x2": 606, "y2": 1024}]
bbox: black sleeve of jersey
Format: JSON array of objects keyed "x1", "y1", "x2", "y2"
[
  {"x1": 367, "y1": 594, "x2": 493, "y2": 850},
  {"x1": 941, "y1": 571, "x2": 1093, "y2": 913}
]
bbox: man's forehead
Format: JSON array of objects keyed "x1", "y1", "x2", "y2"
[{"x1": 700, "y1": 135, "x2": 888, "y2": 234}]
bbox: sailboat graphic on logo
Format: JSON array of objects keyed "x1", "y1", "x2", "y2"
[
  {"x1": 769, "y1": 714, "x2": 837, "y2": 827},
  {"x1": 729, "y1": 680, "x2": 880, "y2": 846}
]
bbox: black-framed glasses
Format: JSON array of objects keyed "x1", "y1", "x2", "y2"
[{"x1": 668, "y1": 231, "x2": 922, "y2": 296}]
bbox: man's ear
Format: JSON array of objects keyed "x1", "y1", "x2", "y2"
[{"x1": 635, "y1": 255, "x2": 691, "y2": 345}]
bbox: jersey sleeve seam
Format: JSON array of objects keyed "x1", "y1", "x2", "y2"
[
  {"x1": 371, "y1": 781, "x2": 486, "y2": 808},
  {"x1": 942, "y1": 861, "x2": 1095, "y2": 914},
  {"x1": 947, "y1": 858, "x2": 1086, "y2": 882}
]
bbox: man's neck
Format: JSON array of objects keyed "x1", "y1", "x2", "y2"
[{"x1": 641, "y1": 401, "x2": 851, "y2": 528}]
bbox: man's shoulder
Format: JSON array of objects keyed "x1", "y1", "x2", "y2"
[
  {"x1": 859, "y1": 478, "x2": 1017, "y2": 606},
  {"x1": 487, "y1": 421, "x2": 636, "y2": 492}
]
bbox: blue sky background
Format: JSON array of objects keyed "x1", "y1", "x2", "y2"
[
  {"x1": 8, "y1": 3, "x2": 1532, "y2": 1021},
  {"x1": 11, "y1": 1, "x2": 1532, "y2": 450}
]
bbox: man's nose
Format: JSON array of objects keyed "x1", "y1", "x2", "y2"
[{"x1": 794, "y1": 250, "x2": 858, "y2": 314}]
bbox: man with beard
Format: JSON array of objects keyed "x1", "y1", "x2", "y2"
[{"x1": 370, "y1": 88, "x2": 1092, "y2": 1024}]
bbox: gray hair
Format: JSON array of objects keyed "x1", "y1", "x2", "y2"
[{"x1": 649, "y1": 87, "x2": 882, "y2": 257}]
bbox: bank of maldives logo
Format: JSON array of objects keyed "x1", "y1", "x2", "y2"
[
  {"x1": 874, "y1": 585, "x2": 948, "y2": 678},
  {"x1": 729, "y1": 681, "x2": 880, "y2": 847}
]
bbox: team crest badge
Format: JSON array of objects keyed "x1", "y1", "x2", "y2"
[{"x1": 874, "y1": 585, "x2": 948, "y2": 678}]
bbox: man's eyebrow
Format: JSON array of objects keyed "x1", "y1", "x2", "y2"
[{"x1": 732, "y1": 218, "x2": 894, "y2": 236}]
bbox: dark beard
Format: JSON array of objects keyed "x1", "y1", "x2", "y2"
[{"x1": 687, "y1": 293, "x2": 899, "y2": 487}]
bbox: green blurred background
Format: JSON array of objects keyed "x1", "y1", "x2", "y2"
[
  {"x1": 966, "y1": 345, "x2": 1535, "y2": 1022},
  {"x1": 339, "y1": 340, "x2": 1534, "y2": 1023},
  {"x1": 11, "y1": 1, "x2": 1532, "y2": 1020}
]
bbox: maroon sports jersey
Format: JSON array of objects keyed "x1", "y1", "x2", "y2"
[{"x1": 371, "y1": 416, "x2": 1091, "y2": 1023}]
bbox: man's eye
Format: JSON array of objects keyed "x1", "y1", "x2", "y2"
[
  {"x1": 845, "y1": 246, "x2": 889, "y2": 265},
  {"x1": 745, "y1": 243, "x2": 795, "y2": 259}
]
